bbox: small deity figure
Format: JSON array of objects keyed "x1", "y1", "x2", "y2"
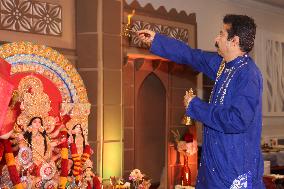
[{"x1": 70, "y1": 124, "x2": 86, "y2": 155}]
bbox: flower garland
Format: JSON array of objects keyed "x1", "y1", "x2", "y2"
[
  {"x1": 70, "y1": 143, "x2": 82, "y2": 184},
  {"x1": 59, "y1": 129, "x2": 69, "y2": 189},
  {"x1": 81, "y1": 145, "x2": 92, "y2": 188},
  {"x1": 81, "y1": 144, "x2": 91, "y2": 166},
  {"x1": 3, "y1": 139, "x2": 23, "y2": 189},
  {"x1": 70, "y1": 143, "x2": 93, "y2": 186}
]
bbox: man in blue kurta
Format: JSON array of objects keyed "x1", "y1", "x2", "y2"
[{"x1": 137, "y1": 15, "x2": 265, "y2": 189}]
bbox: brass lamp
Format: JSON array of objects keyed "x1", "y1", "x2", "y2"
[
  {"x1": 182, "y1": 88, "x2": 194, "y2": 126},
  {"x1": 122, "y1": 10, "x2": 135, "y2": 38}
]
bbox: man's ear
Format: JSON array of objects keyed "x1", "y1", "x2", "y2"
[{"x1": 232, "y1": 36, "x2": 240, "y2": 47}]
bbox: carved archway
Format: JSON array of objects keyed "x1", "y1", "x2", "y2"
[{"x1": 136, "y1": 73, "x2": 166, "y2": 184}]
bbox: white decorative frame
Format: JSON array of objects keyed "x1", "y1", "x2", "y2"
[{"x1": 255, "y1": 29, "x2": 284, "y2": 116}]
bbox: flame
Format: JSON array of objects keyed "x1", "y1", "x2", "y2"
[{"x1": 127, "y1": 9, "x2": 135, "y2": 25}]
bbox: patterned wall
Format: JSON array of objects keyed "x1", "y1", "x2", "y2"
[
  {"x1": 264, "y1": 39, "x2": 284, "y2": 113},
  {"x1": 0, "y1": 0, "x2": 62, "y2": 36},
  {"x1": 130, "y1": 20, "x2": 189, "y2": 48},
  {"x1": 255, "y1": 30, "x2": 284, "y2": 116}
]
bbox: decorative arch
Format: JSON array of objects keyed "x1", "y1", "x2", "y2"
[
  {"x1": 136, "y1": 72, "x2": 167, "y2": 96},
  {"x1": 0, "y1": 41, "x2": 88, "y2": 103}
]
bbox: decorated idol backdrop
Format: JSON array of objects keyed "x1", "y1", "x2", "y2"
[{"x1": 0, "y1": 42, "x2": 101, "y2": 189}]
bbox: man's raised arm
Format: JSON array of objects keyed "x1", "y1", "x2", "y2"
[{"x1": 137, "y1": 30, "x2": 222, "y2": 80}]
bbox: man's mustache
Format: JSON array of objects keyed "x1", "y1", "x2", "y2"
[{"x1": 215, "y1": 42, "x2": 219, "y2": 48}]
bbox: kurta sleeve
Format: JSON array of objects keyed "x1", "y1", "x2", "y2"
[
  {"x1": 150, "y1": 33, "x2": 222, "y2": 80},
  {"x1": 186, "y1": 68, "x2": 261, "y2": 134}
]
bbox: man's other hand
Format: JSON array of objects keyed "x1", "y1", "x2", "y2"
[{"x1": 136, "y1": 29, "x2": 156, "y2": 44}]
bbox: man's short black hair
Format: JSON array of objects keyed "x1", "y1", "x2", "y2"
[{"x1": 223, "y1": 14, "x2": 256, "y2": 53}]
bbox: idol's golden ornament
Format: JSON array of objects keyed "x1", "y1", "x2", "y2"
[
  {"x1": 63, "y1": 103, "x2": 90, "y2": 137},
  {"x1": 182, "y1": 88, "x2": 195, "y2": 126},
  {"x1": 16, "y1": 76, "x2": 56, "y2": 131}
]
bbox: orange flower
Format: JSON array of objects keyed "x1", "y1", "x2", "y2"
[
  {"x1": 59, "y1": 176, "x2": 68, "y2": 189},
  {"x1": 61, "y1": 148, "x2": 68, "y2": 159},
  {"x1": 5, "y1": 153, "x2": 16, "y2": 166}
]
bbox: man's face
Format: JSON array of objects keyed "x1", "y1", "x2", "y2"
[{"x1": 215, "y1": 24, "x2": 232, "y2": 56}]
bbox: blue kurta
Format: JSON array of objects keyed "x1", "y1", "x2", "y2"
[{"x1": 150, "y1": 34, "x2": 265, "y2": 189}]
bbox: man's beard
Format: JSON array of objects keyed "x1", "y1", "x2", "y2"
[{"x1": 215, "y1": 42, "x2": 222, "y2": 55}]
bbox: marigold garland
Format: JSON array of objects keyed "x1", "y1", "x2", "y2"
[
  {"x1": 81, "y1": 144, "x2": 91, "y2": 165},
  {"x1": 59, "y1": 130, "x2": 69, "y2": 189},
  {"x1": 70, "y1": 143, "x2": 82, "y2": 184}
]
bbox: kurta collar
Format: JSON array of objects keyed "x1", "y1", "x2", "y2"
[{"x1": 225, "y1": 54, "x2": 249, "y2": 68}]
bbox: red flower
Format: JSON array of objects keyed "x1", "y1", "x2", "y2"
[{"x1": 183, "y1": 133, "x2": 193, "y2": 143}]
